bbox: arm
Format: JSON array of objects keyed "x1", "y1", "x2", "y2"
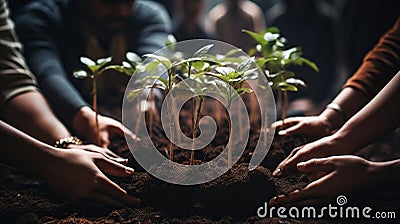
[
  {"x1": 14, "y1": 1, "x2": 89, "y2": 128},
  {"x1": 0, "y1": 0, "x2": 70, "y2": 144},
  {"x1": 274, "y1": 72, "x2": 400, "y2": 177},
  {"x1": 0, "y1": 120, "x2": 139, "y2": 207},
  {"x1": 130, "y1": 1, "x2": 172, "y2": 55},
  {"x1": 274, "y1": 17, "x2": 400, "y2": 138},
  {"x1": 270, "y1": 156, "x2": 400, "y2": 206}
]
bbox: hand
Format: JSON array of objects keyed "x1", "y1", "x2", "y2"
[
  {"x1": 73, "y1": 106, "x2": 137, "y2": 147},
  {"x1": 270, "y1": 156, "x2": 377, "y2": 206},
  {"x1": 272, "y1": 115, "x2": 333, "y2": 140},
  {"x1": 68, "y1": 144, "x2": 127, "y2": 163},
  {"x1": 42, "y1": 147, "x2": 140, "y2": 207},
  {"x1": 272, "y1": 135, "x2": 348, "y2": 177}
]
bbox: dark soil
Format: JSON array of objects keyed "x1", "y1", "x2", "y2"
[{"x1": 1, "y1": 98, "x2": 400, "y2": 223}]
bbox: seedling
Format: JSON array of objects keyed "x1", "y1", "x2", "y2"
[
  {"x1": 74, "y1": 57, "x2": 119, "y2": 144},
  {"x1": 243, "y1": 27, "x2": 319, "y2": 125},
  {"x1": 204, "y1": 57, "x2": 259, "y2": 167}
]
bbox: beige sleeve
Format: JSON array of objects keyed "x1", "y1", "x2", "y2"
[{"x1": 0, "y1": 0, "x2": 37, "y2": 107}]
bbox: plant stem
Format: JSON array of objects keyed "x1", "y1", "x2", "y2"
[
  {"x1": 167, "y1": 96, "x2": 174, "y2": 161},
  {"x1": 190, "y1": 97, "x2": 204, "y2": 165},
  {"x1": 227, "y1": 106, "x2": 232, "y2": 168},
  {"x1": 148, "y1": 90, "x2": 154, "y2": 138},
  {"x1": 92, "y1": 78, "x2": 100, "y2": 145},
  {"x1": 282, "y1": 91, "x2": 288, "y2": 126}
]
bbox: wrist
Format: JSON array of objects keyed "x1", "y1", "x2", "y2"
[
  {"x1": 72, "y1": 106, "x2": 95, "y2": 135},
  {"x1": 320, "y1": 105, "x2": 346, "y2": 131}
]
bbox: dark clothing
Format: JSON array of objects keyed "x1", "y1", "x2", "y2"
[
  {"x1": 172, "y1": 23, "x2": 210, "y2": 41},
  {"x1": 0, "y1": 0, "x2": 37, "y2": 107},
  {"x1": 265, "y1": 0, "x2": 336, "y2": 103},
  {"x1": 14, "y1": 0, "x2": 171, "y2": 127},
  {"x1": 344, "y1": 17, "x2": 400, "y2": 100}
]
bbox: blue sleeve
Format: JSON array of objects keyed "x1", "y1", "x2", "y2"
[
  {"x1": 129, "y1": 0, "x2": 172, "y2": 55},
  {"x1": 14, "y1": 1, "x2": 88, "y2": 128}
]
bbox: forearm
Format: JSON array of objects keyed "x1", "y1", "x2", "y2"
[
  {"x1": 0, "y1": 120, "x2": 59, "y2": 177},
  {"x1": 333, "y1": 73, "x2": 400, "y2": 151},
  {"x1": 1, "y1": 91, "x2": 70, "y2": 144},
  {"x1": 320, "y1": 87, "x2": 369, "y2": 130}
]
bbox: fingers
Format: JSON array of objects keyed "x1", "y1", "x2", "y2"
[
  {"x1": 96, "y1": 157, "x2": 135, "y2": 177},
  {"x1": 96, "y1": 174, "x2": 140, "y2": 207},
  {"x1": 77, "y1": 145, "x2": 127, "y2": 164},
  {"x1": 270, "y1": 173, "x2": 334, "y2": 206},
  {"x1": 273, "y1": 146, "x2": 304, "y2": 177},
  {"x1": 278, "y1": 123, "x2": 302, "y2": 136},
  {"x1": 272, "y1": 117, "x2": 301, "y2": 130},
  {"x1": 297, "y1": 158, "x2": 335, "y2": 174}
]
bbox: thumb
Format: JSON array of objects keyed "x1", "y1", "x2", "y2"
[
  {"x1": 297, "y1": 158, "x2": 335, "y2": 174},
  {"x1": 96, "y1": 158, "x2": 135, "y2": 177}
]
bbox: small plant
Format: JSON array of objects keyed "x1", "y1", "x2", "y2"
[
  {"x1": 243, "y1": 27, "x2": 319, "y2": 125},
  {"x1": 198, "y1": 57, "x2": 258, "y2": 167},
  {"x1": 73, "y1": 57, "x2": 117, "y2": 144}
]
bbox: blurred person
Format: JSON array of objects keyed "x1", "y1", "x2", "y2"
[
  {"x1": 13, "y1": 0, "x2": 171, "y2": 147},
  {"x1": 265, "y1": 0, "x2": 336, "y2": 114},
  {"x1": 0, "y1": 0, "x2": 139, "y2": 207},
  {"x1": 205, "y1": 0, "x2": 266, "y2": 51},
  {"x1": 172, "y1": 0, "x2": 210, "y2": 41}
]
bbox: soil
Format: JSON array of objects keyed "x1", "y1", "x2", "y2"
[{"x1": 1, "y1": 98, "x2": 400, "y2": 223}]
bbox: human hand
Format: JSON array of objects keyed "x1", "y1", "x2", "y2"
[
  {"x1": 272, "y1": 115, "x2": 332, "y2": 140},
  {"x1": 272, "y1": 135, "x2": 348, "y2": 177},
  {"x1": 269, "y1": 156, "x2": 377, "y2": 206},
  {"x1": 43, "y1": 147, "x2": 139, "y2": 207},
  {"x1": 73, "y1": 106, "x2": 137, "y2": 147}
]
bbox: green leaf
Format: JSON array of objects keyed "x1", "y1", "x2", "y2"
[
  {"x1": 145, "y1": 60, "x2": 162, "y2": 73},
  {"x1": 96, "y1": 57, "x2": 112, "y2": 67},
  {"x1": 215, "y1": 67, "x2": 235, "y2": 76},
  {"x1": 243, "y1": 68, "x2": 259, "y2": 80},
  {"x1": 286, "y1": 78, "x2": 307, "y2": 88},
  {"x1": 236, "y1": 87, "x2": 253, "y2": 95},
  {"x1": 192, "y1": 44, "x2": 214, "y2": 58},
  {"x1": 237, "y1": 57, "x2": 255, "y2": 73},
  {"x1": 126, "y1": 52, "x2": 142, "y2": 64},
  {"x1": 73, "y1": 70, "x2": 89, "y2": 79},
  {"x1": 165, "y1": 34, "x2": 177, "y2": 50},
  {"x1": 256, "y1": 57, "x2": 278, "y2": 68},
  {"x1": 294, "y1": 57, "x2": 319, "y2": 72},
  {"x1": 143, "y1": 54, "x2": 171, "y2": 69},
  {"x1": 192, "y1": 61, "x2": 209, "y2": 71},
  {"x1": 224, "y1": 48, "x2": 242, "y2": 57},
  {"x1": 265, "y1": 26, "x2": 280, "y2": 34},
  {"x1": 264, "y1": 32, "x2": 280, "y2": 42},
  {"x1": 80, "y1": 57, "x2": 96, "y2": 67},
  {"x1": 278, "y1": 82, "x2": 298, "y2": 92},
  {"x1": 242, "y1": 29, "x2": 267, "y2": 45},
  {"x1": 127, "y1": 88, "x2": 144, "y2": 101},
  {"x1": 144, "y1": 75, "x2": 169, "y2": 88}
]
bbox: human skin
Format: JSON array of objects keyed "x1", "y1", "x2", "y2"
[
  {"x1": 0, "y1": 120, "x2": 140, "y2": 207},
  {"x1": 269, "y1": 73, "x2": 400, "y2": 205}
]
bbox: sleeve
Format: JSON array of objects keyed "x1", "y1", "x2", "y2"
[
  {"x1": 130, "y1": 1, "x2": 172, "y2": 55},
  {"x1": 343, "y1": 17, "x2": 400, "y2": 100},
  {"x1": 0, "y1": 0, "x2": 37, "y2": 107},
  {"x1": 14, "y1": 2, "x2": 88, "y2": 127}
]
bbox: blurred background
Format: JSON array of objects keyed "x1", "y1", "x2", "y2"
[{"x1": 9, "y1": 0, "x2": 400, "y2": 115}]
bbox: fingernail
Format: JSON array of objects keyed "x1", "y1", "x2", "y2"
[
  {"x1": 297, "y1": 162, "x2": 306, "y2": 168},
  {"x1": 272, "y1": 168, "x2": 281, "y2": 177},
  {"x1": 125, "y1": 167, "x2": 135, "y2": 174},
  {"x1": 278, "y1": 130, "x2": 287, "y2": 135}
]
